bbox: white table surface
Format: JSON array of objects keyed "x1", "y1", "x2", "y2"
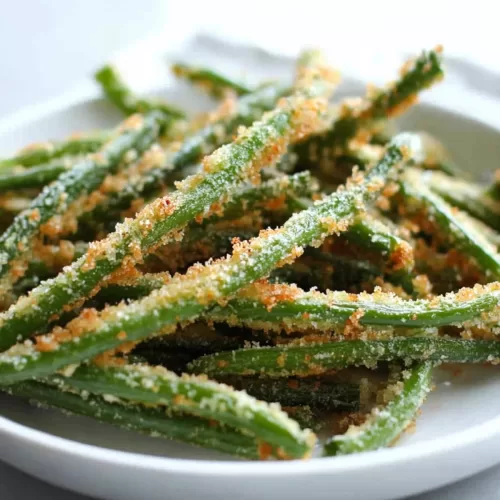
[
  {"x1": 4, "y1": 458, "x2": 500, "y2": 500},
  {"x1": 2, "y1": 1, "x2": 500, "y2": 498}
]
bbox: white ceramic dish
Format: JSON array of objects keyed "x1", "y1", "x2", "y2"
[{"x1": 3, "y1": 37, "x2": 500, "y2": 500}]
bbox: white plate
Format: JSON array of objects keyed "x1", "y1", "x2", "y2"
[{"x1": 3, "y1": 37, "x2": 500, "y2": 500}]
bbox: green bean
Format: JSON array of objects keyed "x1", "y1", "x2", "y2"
[
  {"x1": 134, "y1": 323, "x2": 250, "y2": 355},
  {"x1": 227, "y1": 378, "x2": 360, "y2": 411},
  {"x1": 47, "y1": 363, "x2": 316, "y2": 459},
  {"x1": 0, "y1": 133, "x2": 109, "y2": 170},
  {"x1": 282, "y1": 405, "x2": 318, "y2": 430},
  {"x1": 342, "y1": 215, "x2": 415, "y2": 284},
  {"x1": 324, "y1": 362, "x2": 432, "y2": 455},
  {"x1": 130, "y1": 349, "x2": 198, "y2": 374},
  {"x1": 334, "y1": 144, "x2": 385, "y2": 170},
  {"x1": 341, "y1": 129, "x2": 460, "y2": 182},
  {"x1": 77, "y1": 85, "x2": 292, "y2": 231},
  {"x1": 468, "y1": 217, "x2": 500, "y2": 251},
  {"x1": 95, "y1": 65, "x2": 185, "y2": 119},
  {"x1": 97, "y1": 248, "x2": 379, "y2": 301},
  {"x1": 0, "y1": 112, "x2": 164, "y2": 294},
  {"x1": 144, "y1": 225, "x2": 259, "y2": 275},
  {"x1": 281, "y1": 188, "x2": 415, "y2": 288},
  {"x1": 12, "y1": 241, "x2": 88, "y2": 297},
  {"x1": 0, "y1": 158, "x2": 79, "y2": 191},
  {"x1": 487, "y1": 175, "x2": 500, "y2": 201},
  {"x1": 426, "y1": 171, "x2": 500, "y2": 232},
  {"x1": 370, "y1": 130, "x2": 393, "y2": 146},
  {"x1": 0, "y1": 53, "x2": 337, "y2": 351},
  {"x1": 359, "y1": 49, "x2": 444, "y2": 119},
  {"x1": 202, "y1": 171, "x2": 318, "y2": 225},
  {"x1": 7, "y1": 380, "x2": 259, "y2": 459},
  {"x1": 100, "y1": 275, "x2": 500, "y2": 336},
  {"x1": 0, "y1": 134, "x2": 414, "y2": 378},
  {"x1": 270, "y1": 250, "x2": 383, "y2": 292},
  {"x1": 106, "y1": 51, "x2": 327, "y2": 207},
  {"x1": 118, "y1": 223, "x2": 256, "y2": 280},
  {"x1": 207, "y1": 281, "x2": 500, "y2": 334},
  {"x1": 343, "y1": 215, "x2": 409, "y2": 263},
  {"x1": 401, "y1": 168, "x2": 500, "y2": 280},
  {"x1": 188, "y1": 338, "x2": 500, "y2": 378},
  {"x1": 84, "y1": 170, "x2": 316, "y2": 240},
  {"x1": 93, "y1": 272, "x2": 166, "y2": 303},
  {"x1": 296, "y1": 48, "x2": 444, "y2": 165},
  {"x1": 172, "y1": 62, "x2": 253, "y2": 98}
]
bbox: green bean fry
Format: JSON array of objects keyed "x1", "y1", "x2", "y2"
[{"x1": 1, "y1": 44, "x2": 499, "y2": 461}]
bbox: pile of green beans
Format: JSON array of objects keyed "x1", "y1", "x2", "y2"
[{"x1": 2, "y1": 44, "x2": 497, "y2": 461}]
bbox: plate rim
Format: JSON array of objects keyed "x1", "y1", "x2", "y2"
[
  {"x1": 2, "y1": 389, "x2": 500, "y2": 475},
  {"x1": 2, "y1": 70, "x2": 500, "y2": 478}
]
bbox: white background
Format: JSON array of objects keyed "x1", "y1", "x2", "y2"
[
  {"x1": 1, "y1": 1, "x2": 500, "y2": 498},
  {"x1": 1, "y1": 0, "x2": 499, "y2": 118}
]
